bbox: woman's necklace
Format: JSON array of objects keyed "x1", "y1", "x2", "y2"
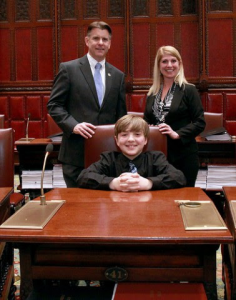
[{"x1": 152, "y1": 82, "x2": 176, "y2": 124}]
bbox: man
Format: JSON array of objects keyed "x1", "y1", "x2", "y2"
[
  {"x1": 47, "y1": 21, "x2": 127, "y2": 187},
  {"x1": 77, "y1": 115, "x2": 186, "y2": 191}
]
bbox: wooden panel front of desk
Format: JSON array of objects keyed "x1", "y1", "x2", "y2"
[
  {"x1": 15, "y1": 139, "x2": 61, "y2": 171},
  {"x1": 0, "y1": 188, "x2": 14, "y2": 300},
  {"x1": 222, "y1": 186, "x2": 236, "y2": 300},
  {"x1": 0, "y1": 188, "x2": 232, "y2": 300},
  {"x1": 196, "y1": 137, "x2": 236, "y2": 165}
]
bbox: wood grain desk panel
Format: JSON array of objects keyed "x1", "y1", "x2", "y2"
[
  {"x1": 222, "y1": 186, "x2": 236, "y2": 300},
  {"x1": 0, "y1": 187, "x2": 13, "y2": 225},
  {"x1": 196, "y1": 136, "x2": 236, "y2": 165},
  {"x1": 0, "y1": 187, "x2": 232, "y2": 300},
  {"x1": 0, "y1": 188, "x2": 14, "y2": 300}
]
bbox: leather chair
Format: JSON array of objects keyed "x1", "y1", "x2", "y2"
[
  {"x1": 0, "y1": 114, "x2": 4, "y2": 128},
  {"x1": 84, "y1": 125, "x2": 167, "y2": 168},
  {"x1": 47, "y1": 114, "x2": 62, "y2": 137},
  {"x1": 127, "y1": 111, "x2": 144, "y2": 118},
  {"x1": 202, "y1": 112, "x2": 223, "y2": 135},
  {"x1": 0, "y1": 128, "x2": 24, "y2": 213}
]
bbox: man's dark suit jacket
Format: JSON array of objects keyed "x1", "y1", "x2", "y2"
[{"x1": 47, "y1": 55, "x2": 127, "y2": 167}]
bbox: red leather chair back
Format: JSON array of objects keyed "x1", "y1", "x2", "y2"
[
  {"x1": 0, "y1": 128, "x2": 14, "y2": 187},
  {"x1": 127, "y1": 111, "x2": 144, "y2": 118},
  {"x1": 202, "y1": 112, "x2": 223, "y2": 135},
  {"x1": 84, "y1": 125, "x2": 167, "y2": 168},
  {"x1": 47, "y1": 114, "x2": 62, "y2": 137}
]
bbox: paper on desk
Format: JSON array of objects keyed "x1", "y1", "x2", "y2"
[{"x1": 175, "y1": 200, "x2": 227, "y2": 230}]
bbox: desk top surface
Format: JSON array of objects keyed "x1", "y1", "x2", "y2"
[
  {"x1": 0, "y1": 187, "x2": 232, "y2": 244},
  {"x1": 15, "y1": 138, "x2": 61, "y2": 146},
  {"x1": 223, "y1": 187, "x2": 236, "y2": 200}
]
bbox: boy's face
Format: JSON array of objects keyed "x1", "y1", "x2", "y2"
[{"x1": 115, "y1": 127, "x2": 147, "y2": 160}]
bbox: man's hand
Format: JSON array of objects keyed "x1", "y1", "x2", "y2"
[
  {"x1": 73, "y1": 122, "x2": 96, "y2": 139},
  {"x1": 109, "y1": 173, "x2": 153, "y2": 192}
]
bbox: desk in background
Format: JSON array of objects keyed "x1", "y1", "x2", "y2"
[
  {"x1": 15, "y1": 139, "x2": 61, "y2": 198},
  {"x1": 0, "y1": 187, "x2": 232, "y2": 300},
  {"x1": 196, "y1": 136, "x2": 236, "y2": 166}
]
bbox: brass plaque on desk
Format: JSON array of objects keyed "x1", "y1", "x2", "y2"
[
  {"x1": 229, "y1": 201, "x2": 236, "y2": 228},
  {"x1": 176, "y1": 200, "x2": 227, "y2": 230}
]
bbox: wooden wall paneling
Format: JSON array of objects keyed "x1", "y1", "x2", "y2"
[
  {"x1": 224, "y1": 93, "x2": 236, "y2": 135},
  {"x1": 132, "y1": 22, "x2": 150, "y2": 79},
  {"x1": 106, "y1": 22, "x2": 126, "y2": 72},
  {"x1": 208, "y1": 19, "x2": 233, "y2": 77},
  {"x1": 37, "y1": 27, "x2": 54, "y2": 80},
  {"x1": 206, "y1": 93, "x2": 224, "y2": 113},
  {"x1": 198, "y1": 0, "x2": 207, "y2": 89},
  {"x1": 0, "y1": 29, "x2": 11, "y2": 81},
  {"x1": 205, "y1": 0, "x2": 236, "y2": 86},
  {"x1": 15, "y1": 28, "x2": 32, "y2": 81},
  {"x1": 9, "y1": 95, "x2": 25, "y2": 140},
  {"x1": 60, "y1": 26, "x2": 79, "y2": 62}
]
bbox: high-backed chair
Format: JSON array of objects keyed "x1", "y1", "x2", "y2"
[
  {"x1": 84, "y1": 125, "x2": 167, "y2": 168},
  {"x1": 0, "y1": 128, "x2": 24, "y2": 213},
  {"x1": 127, "y1": 111, "x2": 144, "y2": 118},
  {"x1": 0, "y1": 114, "x2": 4, "y2": 128},
  {"x1": 47, "y1": 114, "x2": 62, "y2": 137},
  {"x1": 201, "y1": 112, "x2": 223, "y2": 136}
]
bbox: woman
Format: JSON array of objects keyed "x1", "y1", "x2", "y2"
[{"x1": 144, "y1": 46, "x2": 205, "y2": 187}]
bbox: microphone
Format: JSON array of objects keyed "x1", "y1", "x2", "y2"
[
  {"x1": 18, "y1": 113, "x2": 34, "y2": 141},
  {"x1": 26, "y1": 113, "x2": 31, "y2": 140},
  {"x1": 40, "y1": 143, "x2": 54, "y2": 205}
]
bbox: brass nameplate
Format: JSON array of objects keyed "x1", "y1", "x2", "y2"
[
  {"x1": 105, "y1": 267, "x2": 128, "y2": 282},
  {"x1": 176, "y1": 200, "x2": 227, "y2": 230},
  {"x1": 0, "y1": 200, "x2": 65, "y2": 229}
]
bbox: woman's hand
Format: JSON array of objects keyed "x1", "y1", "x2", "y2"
[{"x1": 157, "y1": 123, "x2": 180, "y2": 139}]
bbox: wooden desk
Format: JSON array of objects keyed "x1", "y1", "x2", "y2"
[
  {"x1": 15, "y1": 138, "x2": 61, "y2": 170},
  {"x1": 15, "y1": 138, "x2": 61, "y2": 197},
  {"x1": 0, "y1": 187, "x2": 232, "y2": 300},
  {"x1": 222, "y1": 186, "x2": 236, "y2": 300},
  {"x1": 196, "y1": 136, "x2": 236, "y2": 166},
  {"x1": 0, "y1": 187, "x2": 14, "y2": 300}
]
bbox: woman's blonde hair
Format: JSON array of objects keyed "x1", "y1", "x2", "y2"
[
  {"x1": 115, "y1": 115, "x2": 149, "y2": 138},
  {"x1": 148, "y1": 46, "x2": 188, "y2": 96}
]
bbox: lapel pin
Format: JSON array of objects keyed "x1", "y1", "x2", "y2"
[{"x1": 108, "y1": 73, "x2": 111, "y2": 76}]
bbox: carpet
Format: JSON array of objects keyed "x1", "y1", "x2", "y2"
[{"x1": 13, "y1": 175, "x2": 225, "y2": 299}]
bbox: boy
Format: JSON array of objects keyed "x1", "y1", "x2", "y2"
[{"x1": 77, "y1": 115, "x2": 186, "y2": 191}]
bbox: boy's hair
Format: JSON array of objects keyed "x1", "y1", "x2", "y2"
[
  {"x1": 114, "y1": 115, "x2": 149, "y2": 138},
  {"x1": 87, "y1": 21, "x2": 112, "y2": 39}
]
